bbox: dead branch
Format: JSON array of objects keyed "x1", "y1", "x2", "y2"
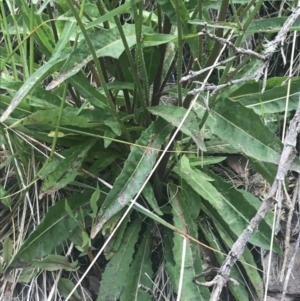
[
  {"x1": 187, "y1": 6, "x2": 300, "y2": 98},
  {"x1": 200, "y1": 7, "x2": 300, "y2": 297},
  {"x1": 281, "y1": 231, "x2": 300, "y2": 301},
  {"x1": 208, "y1": 90, "x2": 300, "y2": 300}
]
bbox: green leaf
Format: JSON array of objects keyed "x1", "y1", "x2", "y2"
[
  {"x1": 231, "y1": 78, "x2": 300, "y2": 114},
  {"x1": 189, "y1": 20, "x2": 239, "y2": 30},
  {"x1": 3, "y1": 237, "x2": 13, "y2": 265},
  {"x1": 120, "y1": 227, "x2": 153, "y2": 301},
  {"x1": 68, "y1": 74, "x2": 108, "y2": 109},
  {"x1": 6, "y1": 191, "x2": 92, "y2": 271},
  {"x1": 89, "y1": 185, "x2": 100, "y2": 219},
  {"x1": 193, "y1": 98, "x2": 300, "y2": 172},
  {"x1": 91, "y1": 118, "x2": 173, "y2": 238},
  {"x1": 52, "y1": 21, "x2": 78, "y2": 58},
  {"x1": 103, "y1": 116, "x2": 122, "y2": 136},
  {"x1": 14, "y1": 0, "x2": 54, "y2": 57},
  {"x1": 0, "y1": 184, "x2": 12, "y2": 208},
  {"x1": 189, "y1": 155, "x2": 226, "y2": 167},
  {"x1": 142, "y1": 183, "x2": 163, "y2": 216},
  {"x1": 39, "y1": 140, "x2": 96, "y2": 196},
  {"x1": 155, "y1": 0, "x2": 199, "y2": 56},
  {"x1": 164, "y1": 228, "x2": 176, "y2": 280},
  {"x1": 46, "y1": 24, "x2": 154, "y2": 90},
  {"x1": 98, "y1": 218, "x2": 142, "y2": 301},
  {"x1": 190, "y1": 14, "x2": 300, "y2": 39},
  {"x1": 248, "y1": 157, "x2": 277, "y2": 184},
  {"x1": 201, "y1": 0, "x2": 296, "y2": 11},
  {"x1": 103, "y1": 128, "x2": 117, "y2": 148},
  {"x1": 245, "y1": 17, "x2": 300, "y2": 34},
  {"x1": 0, "y1": 94, "x2": 31, "y2": 119},
  {"x1": 84, "y1": 0, "x2": 142, "y2": 30},
  {"x1": 81, "y1": 231, "x2": 91, "y2": 249},
  {"x1": 0, "y1": 54, "x2": 69, "y2": 123},
  {"x1": 65, "y1": 199, "x2": 78, "y2": 221},
  {"x1": 168, "y1": 185, "x2": 210, "y2": 300},
  {"x1": 155, "y1": 0, "x2": 189, "y2": 24},
  {"x1": 103, "y1": 210, "x2": 131, "y2": 260},
  {"x1": 182, "y1": 183, "x2": 202, "y2": 220},
  {"x1": 32, "y1": 255, "x2": 79, "y2": 271},
  {"x1": 18, "y1": 267, "x2": 39, "y2": 283},
  {"x1": 18, "y1": 107, "x2": 108, "y2": 128},
  {"x1": 58, "y1": 278, "x2": 81, "y2": 301},
  {"x1": 142, "y1": 33, "x2": 177, "y2": 47},
  {"x1": 161, "y1": 42, "x2": 176, "y2": 84},
  {"x1": 143, "y1": 47, "x2": 160, "y2": 86},
  {"x1": 215, "y1": 175, "x2": 279, "y2": 251},
  {"x1": 0, "y1": 79, "x2": 66, "y2": 110},
  {"x1": 0, "y1": 19, "x2": 76, "y2": 123},
  {"x1": 149, "y1": 105, "x2": 206, "y2": 151},
  {"x1": 204, "y1": 139, "x2": 237, "y2": 154},
  {"x1": 174, "y1": 156, "x2": 281, "y2": 251}
]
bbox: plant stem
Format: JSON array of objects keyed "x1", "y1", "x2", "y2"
[{"x1": 66, "y1": 0, "x2": 132, "y2": 141}]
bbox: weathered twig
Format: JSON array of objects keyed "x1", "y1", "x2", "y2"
[
  {"x1": 138, "y1": 284, "x2": 158, "y2": 301},
  {"x1": 281, "y1": 231, "x2": 300, "y2": 301},
  {"x1": 208, "y1": 89, "x2": 300, "y2": 301},
  {"x1": 200, "y1": 25, "x2": 267, "y2": 61},
  {"x1": 181, "y1": 56, "x2": 238, "y2": 82},
  {"x1": 188, "y1": 67, "x2": 262, "y2": 95},
  {"x1": 188, "y1": 6, "x2": 300, "y2": 98},
  {"x1": 280, "y1": 179, "x2": 299, "y2": 281},
  {"x1": 193, "y1": 268, "x2": 239, "y2": 287}
]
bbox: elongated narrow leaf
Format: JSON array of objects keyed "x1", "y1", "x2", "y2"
[
  {"x1": 248, "y1": 157, "x2": 277, "y2": 184},
  {"x1": 206, "y1": 170, "x2": 280, "y2": 252},
  {"x1": 245, "y1": 17, "x2": 300, "y2": 34},
  {"x1": 46, "y1": 24, "x2": 154, "y2": 90},
  {"x1": 3, "y1": 237, "x2": 13, "y2": 264},
  {"x1": 189, "y1": 20, "x2": 239, "y2": 30},
  {"x1": 0, "y1": 79, "x2": 66, "y2": 109},
  {"x1": 149, "y1": 105, "x2": 206, "y2": 151},
  {"x1": 91, "y1": 118, "x2": 173, "y2": 238},
  {"x1": 0, "y1": 55, "x2": 69, "y2": 123},
  {"x1": 39, "y1": 140, "x2": 96, "y2": 196},
  {"x1": 168, "y1": 185, "x2": 210, "y2": 301},
  {"x1": 18, "y1": 267, "x2": 39, "y2": 283},
  {"x1": 84, "y1": 0, "x2": 142, "y2": 30},
  {"x1": 190, "y1": 17, "x2": 300, "y2": 34},
  {"x1": 120, "y1": 227, "x2": 153, "y2": 301},
  {"x1": 18, "y1": 107, "x2": 109, "y2": 128},
  {"x1": 68, "y1": 74, "x2": 108, "y2": 109},
  {"x1": 231, "y1": 78, "x2": 300, "y2": 114},
  {"x1": 15, "y1": 0, "x2": 54, "y2": 57},
  {"x1": 103, "y1": 209, "x2": 131, "y2": 260},
  {"x1": 0, "y1": 94, "x2": 31, "y2": 118},
  {"x1": 6, "y1": 191, "x2": 93, "y2": 271},
  {"x1": 155, "y1": 0, "x2": 190, "y2": 24},
  {"x1": 142, "y1": 33, "x2": 177, "y2": 47},
  {"x1": 0, "y1": 20, "x2": 76, "y2": 123},
  {"x1": 58, "y1": 278, "x2": 81, "y2": 301},
  {"x1": 193, "y1": 98, "x2": 300, "y2": 172},
  {"x1": 32, "y1": 255, "x2": 78, "y2": 271},
  {"x1": 98, "y1": 218, "x2": 142, "y2": 301},
  {"x1": 173, "y1": 156, "x2": 280, "y2": 251},
  {"x1": 155, "y1": 0, "x2": 199, "y2": 56},
  {"x1": 142, "y1": 182, "x2": 163, "y2": 215},
  {"x1": 0, "y1": 184, "x2": 12, "y2": 208}
]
